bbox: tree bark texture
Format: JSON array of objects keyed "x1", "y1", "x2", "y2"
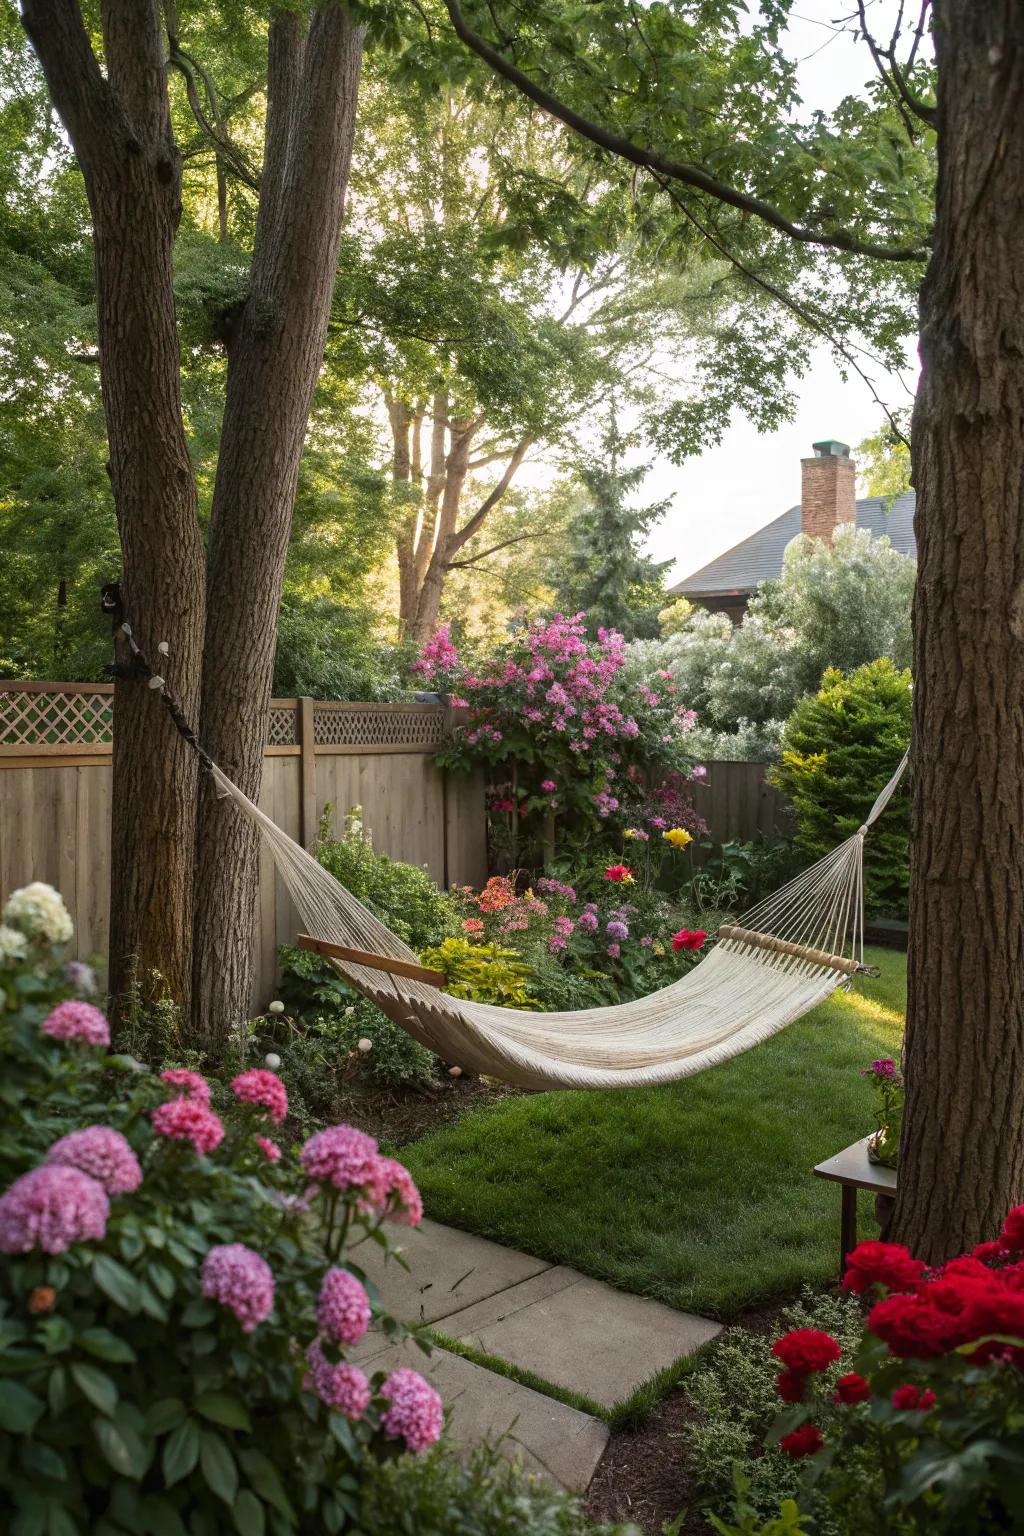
[
  {"x1": 892, "y1": 0, "x2": 1024, "y2": 1258},
  {"x1": 23, "y1": 0, "x2": 206, "y2": 1011},
  {"x1": 191, "y1": 3, "x2": 364, "y2": 1045}
]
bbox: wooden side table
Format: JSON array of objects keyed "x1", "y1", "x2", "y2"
[{"x1": 814, "y1": 1136, "x2": 898, "y2": 1278}]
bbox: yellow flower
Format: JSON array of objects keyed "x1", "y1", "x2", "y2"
[
  {"x1": 652, "y1": 941, "x2": 665, "y2": 957},
  {"x1": 662, "y1": 827, "x2": 693, "y2": 849}
]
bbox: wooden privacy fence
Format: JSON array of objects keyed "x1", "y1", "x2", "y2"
[
  {"x1": 689, "y1": 760, "x2": 793, "y2": 859},
  {"x1": 0, "y1": 684, "x2": 487, "y2": 1008}
]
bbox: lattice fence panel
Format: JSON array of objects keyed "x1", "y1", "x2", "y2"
[
  {"x1": 0, "y1": 690, "x2": 114, "y2": 747},
  {"x1": 267, "y1": 705, "x2": 297, "y2": 746},
  {"x1": 314, "y1": 705, "x2": 446, "y2": 750}
]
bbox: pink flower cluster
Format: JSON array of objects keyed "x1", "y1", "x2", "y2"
[
  {"x1": 299, "y1": 1125, "x2": 423, "y2": 1225},
  {"x1": 0, "y1": 1164, "x2": 109, "y2": 1254},
  {"x1": 317, "y1": 1267, "x2": 371, "y2": 1346},
  {"x1": 201, "y1": 1242, "x2": 275, "y2": 1332},
  {"x1": 231, "y1": 1069, "x2": 288, "y2": 1124},
  {"x1": 412, "y1": 622, "x2": 459, "y2": 682},
  {"x1": 45, "y1": 1127, "x2": 142, "y2": 1195},
  {"x1": 305, "y1": 1340, "x2": 371, "y2": 1418},
  {"x1": 152, "y1": 1097, "x2": 225, "y2": 1155},
  {"x1": 257, "y1": 1136, "x2": 281, "y2": 1163},
  {"x1": 379, "y1": 1366, "x2": 443, "y2": 1453},
  {"x1": 41, "y1": 1000, "x2": 110, "y2": 1047},
  {"x1": 160, "y1": 1068, "x2": 211, "y2": 1103}
]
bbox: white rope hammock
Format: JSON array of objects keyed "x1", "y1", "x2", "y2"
[{"x1": 207, "y1": 751, "x2": 909, "y2": 1093}]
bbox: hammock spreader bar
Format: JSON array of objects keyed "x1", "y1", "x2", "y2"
[
  {"x1": 717, "y1": 924, "x2": 880, "y2": 978},
  {"x1": 296, "y1": 933, "x2": 446, "y2": 989}
]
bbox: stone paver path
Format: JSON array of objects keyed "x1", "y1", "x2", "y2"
[{"x1": 355, "y1": 1219, "x2": 722, "y2": 1490}]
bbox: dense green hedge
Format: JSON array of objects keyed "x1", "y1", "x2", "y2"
[{"x1": 769, "y1": 659, "x2": 911, "y2": 916}]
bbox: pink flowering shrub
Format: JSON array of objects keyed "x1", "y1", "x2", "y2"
[
  {"x1": 0, "y1": 892, "x2": 443, "y2": 1534},
  {"x1": 429, "y1": 612, "x2": 705, "y2": 862}
]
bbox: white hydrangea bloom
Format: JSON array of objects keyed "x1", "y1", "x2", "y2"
[
  {"x1": 3, "y1": 883, "x2": 74, "y2": 945},
  {"x1": 0, "y1": 924, "x2": 28, "y2": 965}
]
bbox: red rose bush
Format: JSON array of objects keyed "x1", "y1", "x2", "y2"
[
  {"x1": 766, "y1": 1219, "x2": 1024, "y2": 1532},
  {"x1": 0, "y1": 885, "x2": 442, "y2": 1535}
]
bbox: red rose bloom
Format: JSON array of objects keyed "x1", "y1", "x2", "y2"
[
  {"x1": 999, "y1": 1204, "x2": 1024, "y2": 1254},
  {"x1": 833, "y1": 1372, "x2": 871, "y2": 1405},
  {"x1": 867, "y1": 1291, "x2": 969, "y2": 1358},
  {"x1": 972, "y1": 1240, "x2": 1004, "y2": 1262},
  {"x1": 779, "y1": 1423, "x2": 824, "y2": 1458},
  {"x1": 603, "y1": 864, "x2": 634, "y2": 883},
  {"x1": 672, "y1": 929, "x2": 707, "y2": 952},
  {"x1": 771, "y1": 1328, "x2": 842, "y2": 1375},
  {"x1": 775, "y1": 1370, "x2": 805, "y2": 1404},
  {"x1": 841, "y1": 1240, "x2": 926, "y2": 1296},
  {"x1": 891, "y1": 1384, "x2": 936, "y2": 1411}
]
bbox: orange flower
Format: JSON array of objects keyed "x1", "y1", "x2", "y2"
[{"x1": 28, "y1": 1286, "x2": 56, "y2": 1315}]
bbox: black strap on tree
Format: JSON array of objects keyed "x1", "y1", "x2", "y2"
[{"x1": 116, "y1": 623, "x2": 216, "y2": 777}]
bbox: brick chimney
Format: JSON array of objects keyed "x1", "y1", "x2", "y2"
[{"x1": 800, "y1": 439, "x2": 856, "y2": 542}]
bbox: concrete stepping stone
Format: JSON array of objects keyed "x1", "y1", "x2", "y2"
[
  {"x1": 357, "y1": 1336, "x2": 609, "y2": 1491},
  {"x1": 353, "y1": 1217, "x2": 554, "y2": 1324},
  {"x1": 441, "y1": 1264, "x2": 722, "y2": 1411}
]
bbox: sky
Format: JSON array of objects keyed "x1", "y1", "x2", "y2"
[{"x1": 644, "y1": 0, "x2": 922, "y2": 587}]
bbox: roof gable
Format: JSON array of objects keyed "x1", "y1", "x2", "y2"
[{"x1": 670, "y1": 489, "x2": 916, "y2": 598}]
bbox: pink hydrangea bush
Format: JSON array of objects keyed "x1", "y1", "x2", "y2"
[{"x1": 0, "y1": 886, "x2": 443, "y2": 1532}]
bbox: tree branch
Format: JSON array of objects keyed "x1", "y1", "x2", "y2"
[
  {"x1": 447, "y1": 435, "x2": 532, "y2": 554},
  {"x1": 652, "y1": 174, "x2": 911, "y2": 449},
  {"x1": 447, "y1": 529, "x2": 543, "y2": 568},
  {"x1": 443, "y1": 0, "x2": 931, "y2": 263},
  {"x1": 167, "y1": 43, "x2": 262, "y2": 191},
  {"x1": 856, "y1": 0, "x2": 937, "y2": 133}
]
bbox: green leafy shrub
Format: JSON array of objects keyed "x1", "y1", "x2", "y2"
[
  {"x1": 357, "y1": 1441, "x2": 639, "y2": 1536},
  {"x1": 0, "y1": 883, "x2": 445, "y2": 1535},
  {"x1": 682, "y1": 1290, "x2": 865, "y2": 1531},
  {"x1": 259, "y1": 987, "x2": 437, "y2": 1108},
  {"x1": 419, "y1": 938, "x2": 540, "y2": 1009},
  {"x1": 313, "y1": 806, "x2": 459, "y2": 951},
  {"x1": 768, "y1": 659, "x2": 911, "y2": 915},
  {"x1": 688, "y1": 837, "x2": 805, "y2": 916}
]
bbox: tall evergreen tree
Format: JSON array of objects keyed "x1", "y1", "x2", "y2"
[{"x1": 554, "y1": 417, "x2": 671, "y2": 639}]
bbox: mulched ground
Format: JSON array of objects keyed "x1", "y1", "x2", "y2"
[
  {"x1": 585, "y1": 1388, "x2": 708, "y2": 1533},
  {"x1": 340, "y1": 1072, "x2": 525, "y2": 1147}
]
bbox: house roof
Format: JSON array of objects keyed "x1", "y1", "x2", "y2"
[{"x1": 670, "y1": 489, "x2": 917, "y2": 599}]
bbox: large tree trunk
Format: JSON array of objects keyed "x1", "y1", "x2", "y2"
[
  {"x1": 190, "y1": 4, "x2": 364, "y2": 1046},
  {"x1": 891, "y1": 0, "x2": 1024, "y2": 1259},
  {"x1": 23, "y1": 0, "x2": 206, "y2": 1012}
]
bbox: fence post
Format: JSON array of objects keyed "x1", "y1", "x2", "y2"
[{"x1": 298, "y1": 698, "x2": 316, "y2": 847}]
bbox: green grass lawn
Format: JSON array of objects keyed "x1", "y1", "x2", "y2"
[{"x1": 400, "y1": 949, "x2": 906, "y2": 1320}]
